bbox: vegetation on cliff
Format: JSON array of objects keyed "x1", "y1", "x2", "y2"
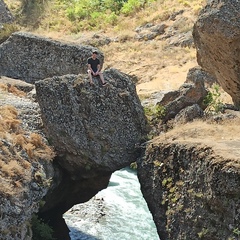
[{"x1": 0, "y1": 84, "x2": 55, "y2": 197}]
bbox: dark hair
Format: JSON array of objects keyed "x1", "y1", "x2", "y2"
[{"x1": 92, "y1": 51, "x2": 98, "y2": 54}]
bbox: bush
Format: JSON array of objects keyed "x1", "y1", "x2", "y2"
[
  {"x1": 144, "y1": 104, "x2": 166, "y2": 121},
  {"x1": 203, "y1": 84, "x2": 225, "y2": 114},
  {"x1": 63, "y1": 0, "x2": 157, "y2": 29},
  {"x1": 121, "y1": 0, "x2": 145, "y2": 16}
]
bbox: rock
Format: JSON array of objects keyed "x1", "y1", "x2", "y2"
[
  {"x1": 35, "y1": 69, "x2": 147, "y2": 177},
  {"x1": 34, "y1": 69, "x2": 147, "y2": 239},
  {"x1": 138, "y1": 138, "x2": 240, "y2": 240},
  {"x1": 0, "y1": 76, "x2": 34, "y2": 93},
  {"x1": 185, "y1": 66, "x2": 218, "y2": 87},
  {"x1": 174, "y1": 103, "x2": 204, "y2": 124},
  {"x1": 77, "y1": 33, "x2": 112, "y2": 47},
  {"x1": 135, "y1": 23, "x2": 167, "y2": 41},
  {"x1": 0, "y1": 89, "x2": 55, "y2": 240},
  {"x1": 167, "y1": 30, "x2": 194, "y2": 48},
  {"x1": 193, "y1": 0, "x2": 240, "y2": 106},
  {"x1": 157, "y1": 79, "x2": 207, "y2": 123},
  {"x1": 0, "y1": 32, "x2": 103, "y2": 83},
  {"x1": 0, "y1": 0, "x2": 14, "y2": 24}
]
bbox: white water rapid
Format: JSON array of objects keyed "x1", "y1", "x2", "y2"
[{"x1": 64, "y1": 167, "x2": 159, "y2": 240}]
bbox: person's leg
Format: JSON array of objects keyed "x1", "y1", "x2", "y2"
[
  {"x1": 87, "y1": 69, "x2": 94, "y2": 85},
  {"x1": 98, "y1": 72, "x2": 107, "y2": 85}
]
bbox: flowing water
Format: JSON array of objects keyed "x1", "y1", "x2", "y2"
[{"x1": 64, "y1": 167, "x2": 159, "y2": 240}]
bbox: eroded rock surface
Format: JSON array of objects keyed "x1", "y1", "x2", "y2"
[
  {"x1": 34, "y1": 69, "x2": 147, "y2": 239},
  {"x1": 0, "y1": 32, "x2": 102, "y2": 83},
  {"x1": 0, "y1": 84, "x2": 55, "y2": 240},
  {"x1": 157, "y1": 75, "x2": 207, "y2": 123},
  {"x1": 35, "y1": 69, "x2": 147, "y2": 177},
  {"x1": 193, "y1": 0, "x2": 240, "y2": 106},
  {"x1": 138, "y1": 138, "x2": 240, "y2": 240}
]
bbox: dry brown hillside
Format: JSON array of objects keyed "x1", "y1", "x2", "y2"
[{"x1": 4, "y1": 0, "x2": 208, "y2": 96}]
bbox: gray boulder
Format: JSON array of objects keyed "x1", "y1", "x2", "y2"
[
  {"x1": 185, "y1": 66, "x2": 218, "y2": 87},
  {"x1": 35, "y1": 68, "x2": 147, "y2": 177},
  {"x1": 157, "y1": 77, "x2": 207, "y2": 123},
  {"x1": 0, "y1": 32, "x2": 103, "y2": 83},
  {"x1": 174, "y1": 103, "x2": 204, "y2": 124},
  {"x1": 193, "y1": 0, "x2": 240, "y2": 106}
]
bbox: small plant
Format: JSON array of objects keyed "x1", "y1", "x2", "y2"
[
  {"x1": 233, "y1": 228, "x2": 240, "y2": 236},
  {"x1": 197, "y1": 228, "x2": 209, "y2": 238},
  {"x1": 144, "y1": 104, "x2": 166, "y2": 121},
  {"x1": 31, "y1": 214, "x2": 55, "y2": 240},
  {"x1": 155, "y1": 104, "x2": 166, "y2": 119},
  {"x1": 203, "y1": 84, "x2": 225, "y2": 115},
  {"x1": 130, "y1": 161, "x2": 137, "y2": 169}
]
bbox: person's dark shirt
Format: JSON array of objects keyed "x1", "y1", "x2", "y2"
[{"x1": 88, "y1": 57, "x2": 100, "y2": 73}]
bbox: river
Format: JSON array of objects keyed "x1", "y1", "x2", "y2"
[{"x1": 64, "y1": 167, "x2": 159, "y2": 240}]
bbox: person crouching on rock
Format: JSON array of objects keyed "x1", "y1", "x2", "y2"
[{"x1": 87, "y1": 51, "x2": 107, "y2": 86}]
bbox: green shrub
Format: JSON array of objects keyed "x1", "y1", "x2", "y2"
[
  {"x1": 130, "y1": 161, "x2": 137, "y2": 169},
  {"x1": 203, "y1": 84, "x2": 225, "y2": 114},
  {"x1": 144, "y1": 104, "x2": 166, "y2": 123},
  {"x1": 121, "y1": 0, "x2": 145, "y2": 16},
  {"x1": 105, "y1": 12, "x2": 118, "y2": 25},
  {"x1": 102, "y1": 0, "x2": 126, "y2": 13},
  {"x1": 31, "y1": 214, "x2": 55, "y2": 240},
  {"x1": 63, "y1": 0, "x2": 157, "y2": 29}
]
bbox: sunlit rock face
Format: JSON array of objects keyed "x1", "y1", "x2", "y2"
[
  {"x1": 35, "y1": 69, "x2": 147, "y2": 178},
  {"x1": 193, "y1": 0, "x2": 240, "y2": 106}
]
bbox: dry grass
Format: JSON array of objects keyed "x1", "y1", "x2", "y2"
[
  {"x1": 151, "y1": 117, "x2": 240, "y2": 168},
  {"x1": 0, "y1": 83, "x2": 26, "y2": 97},
  {"x1": 0, "y1": 105, "x2": 55, "y2": 197},
  {"x1": 155, "y1": 117, "x2": 240, "y2": 145},
  {"x1": 8, "y1": 85, "x2": 26, "y2": 97}
]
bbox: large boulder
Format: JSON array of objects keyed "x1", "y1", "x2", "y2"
[
  {"x1": 193, "y1": 0, "x2": 240, "y2": 106},
  {"x1": 35, "y1": 68, "x2": 147, "y2": 178},
  {"x1": 0, "y1": 32, "x2": 103, "y2": 83}
]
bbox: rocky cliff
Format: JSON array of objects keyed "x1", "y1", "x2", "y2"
[
  {"x1": 137, "y1": 0, "x2": 240, "y2": 239},
  {"x1": 193, "y1": 0, "x2": 240, "y2": 107},
  {"x1": 35, "y1": 69, "x2": 147, "y2": 239},
  {"x1": 138, "y1": 134, "x2": 240, "y2": 240},
  {"x1": 0, "y1": 32, "x2": 147, "y2": 240}
]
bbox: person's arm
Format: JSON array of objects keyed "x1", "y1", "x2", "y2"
[{"x1": 88, "y1": 63, "x2": 93, "y2": 73}]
